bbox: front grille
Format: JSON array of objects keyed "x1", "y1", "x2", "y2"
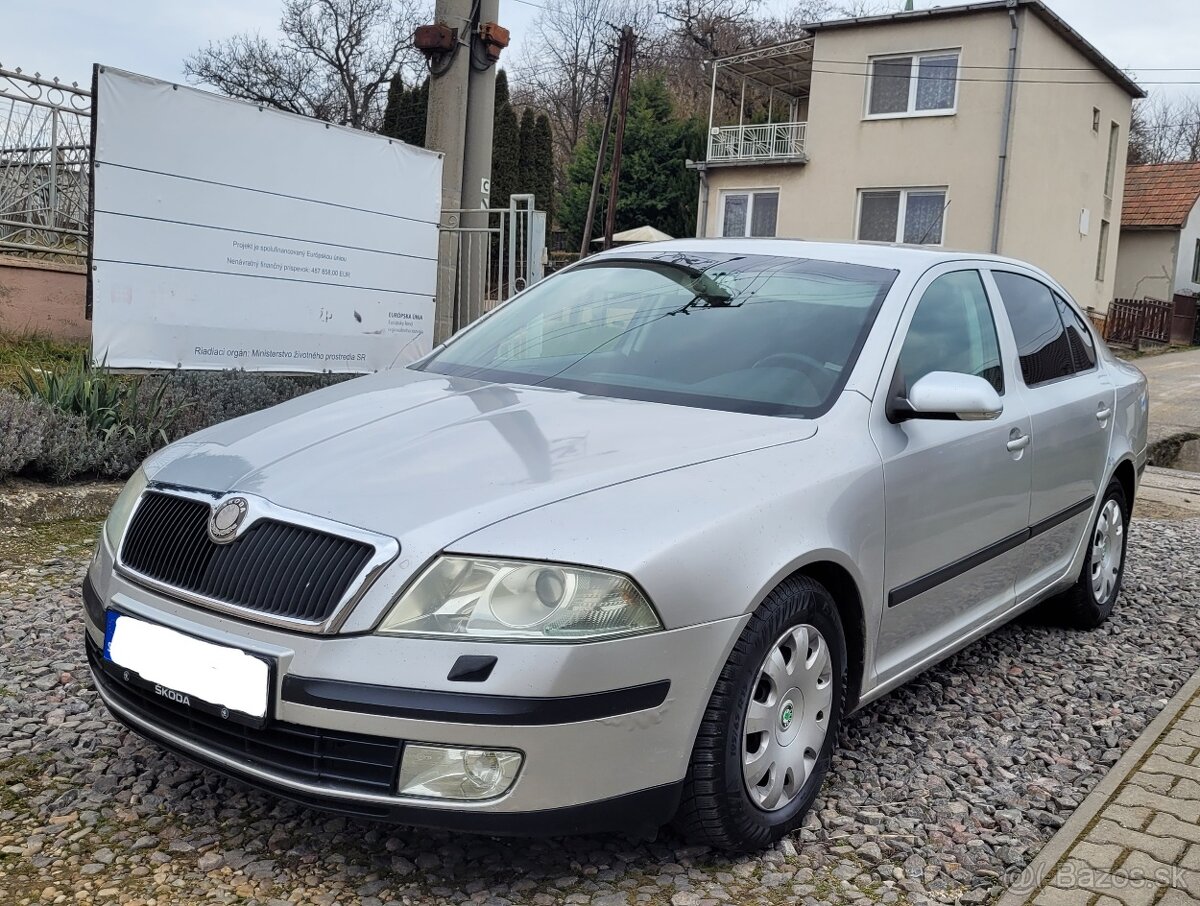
[
  {"x1": 120, "y1": 491, "x2": 375, "y2": 624},
  {"x1": 88, "y1": 637, "x2": 402, "y2": 794}
]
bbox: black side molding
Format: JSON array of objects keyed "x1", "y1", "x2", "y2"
[
  {"x1": 281, "y1": 675, "x2": 671, "y2": 726},
  {"x1": 1029, "y1": 497, "x2": 1094, "y2": 538},
  {"x1": 888, "y1": 496, "x2": 1094, "y2": 609},
  {"x1": 888, "y1": 528, "x2": 1028, "y2": 608}
]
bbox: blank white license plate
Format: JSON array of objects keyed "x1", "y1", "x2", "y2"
[{"x1": 104, "y1": 612, "x2": 271, "y2": 723}]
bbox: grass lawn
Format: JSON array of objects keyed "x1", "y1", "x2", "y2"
[{"x1": 0, "y1": 331, "x2": 87, "y2": 389}]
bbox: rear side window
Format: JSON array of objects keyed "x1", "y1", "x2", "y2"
[
  {"x1": 991, "y1": 271, "x2": 1075, "y2": 386},
  {"x1": 1058, "y1": 295, "x2": 1097, "y2": 371}
]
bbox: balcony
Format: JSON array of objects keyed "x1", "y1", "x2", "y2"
[
  {"x1": 708, "y1": 122, "x2": 808, "y2": 164},
  {"x1": 705, "y1": 37, "x2": 814, "y2": 167}
]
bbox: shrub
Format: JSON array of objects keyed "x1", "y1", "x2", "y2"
[
  {"x1": 0, "y1": 390, "x2": 53, "y2": 477},
  {"x1": 4, "y1": 362, "x2": 353, "y2": 484}
]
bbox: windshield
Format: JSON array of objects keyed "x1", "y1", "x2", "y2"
[{"x1": 418, "y1": 251, "x2": 898, "y2": 417}]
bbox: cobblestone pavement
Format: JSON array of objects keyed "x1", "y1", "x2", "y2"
[
  {"x1": 3, "y1": 511, "x2": 1200, "y2": 906},
  {"x1": 1000, "y1": 668, "x2": 1200, "y2": 906}
]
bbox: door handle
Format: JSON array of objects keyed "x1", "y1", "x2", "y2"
[
  {"x1": 1096, "y1": 404, "x2": 1112, "y2": 422},
  {"x1": 1006, "y1": 432, "x2": 1030, "y2": 452}
]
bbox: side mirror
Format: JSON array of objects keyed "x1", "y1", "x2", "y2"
[{"x1": 889, "y1": 371, "x2": 1003, "y2": 423}]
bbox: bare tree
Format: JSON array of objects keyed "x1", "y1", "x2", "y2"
[
  {"x1": 1129, "y1": 92, "x2": 1200, "y2": 165},
  {"x1": 185, "y1": 0, "x2": 426, "y2": 130},
  {"x1": 510, "y1": 0, "x2": 662, "y2": 207}
]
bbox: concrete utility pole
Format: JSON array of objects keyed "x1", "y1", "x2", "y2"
[
  {"x1": 423, "y1": 0, "x2": 473, "y2": 344},
  {"x1": 459, "y1": 0, "x2": 499, "y2": 329},
  {"x1": 418, "y1": 0, "x2": 508, "y2": 341}
]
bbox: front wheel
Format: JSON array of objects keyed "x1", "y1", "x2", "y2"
[
  {"x1": 1040, "y1": 478, "x2": 1129, "y2": 629},
  {"x1": 674, "y1": 575, "x2": 846, "y2": 851}
]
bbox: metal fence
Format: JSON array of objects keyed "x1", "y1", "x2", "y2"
[
  {"x1": 1105, "y1": 297, "x2": 1173, "y2": 349},
  {"x1": 438, "y1": 194, "x2": 546, "y2": 332},
  {"x1": 0, "y1": 65, "x2": 91, "y2": 263}
]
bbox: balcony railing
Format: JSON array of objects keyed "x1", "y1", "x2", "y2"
[{"x1": 707, "y1": 122, "x2": 807, "y2": 163}]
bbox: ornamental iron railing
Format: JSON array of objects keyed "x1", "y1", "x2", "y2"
[
  {"x1": 707, "y1": 121, "x2": 807, "y2": 163},
  {"x1": 0, "y1": 65, "x2": 91, "y2": 262}
]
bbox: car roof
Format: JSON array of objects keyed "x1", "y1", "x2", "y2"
[{"x1": 587, "y1": 238, "x2": 1039, "y2": 274}]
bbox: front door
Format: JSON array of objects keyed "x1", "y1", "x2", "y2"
[
  {"x1": 987, "y1": 269, "x2": 1115, "y2": 602},
  {"x1": 870, "y1": 267, "x2": 1032, "y2": 687}
]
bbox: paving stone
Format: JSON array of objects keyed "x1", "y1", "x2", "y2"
[
  {"x1": 1068, "y1": 841, "x2": 1124, "y2": 872},
  {"x1": 1101, "y1": 804, "x2": 1154, "y2": 830},
  {"x1": 1087, "y1": 820, "x2": 1186, "y2": 864},
  {"x1": 1156, "y1": 745, "x2": 1199, "y2": 765},
  {"x1": 1139, "y1": 755, "x2": 1200, "y2": 784},
  {"x1": 1146, "y1": 812, "x2": 1200, "y2": 846},
  {"x1": 1157, "y1": 891, "x2": 1200, "y2": 906},
  {"x1": 1115, "y1": 788, "x2": 1200, "y2": 823},
  {"x1": 1033, "y1": 888, "x2": 1093, "y2": 906},
  {"x1": 1182, "y1": 844, "x2": 1200, "y2": 872}
]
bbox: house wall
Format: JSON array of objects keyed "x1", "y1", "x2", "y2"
[
  {"x1": 0, "y1": 255, "x2": 89, "y2": 340},
  {"x1": 702, "y1": 8, "x2": 1135, "y2": 313},
  {"x1": 1114, "y1": 230, "x2": 1178, "y2": 300},
  {"x1": 705, "y1": 10, "x2": 1015, "y2": 247},
  {"x1": 1175, "y1": 198, "x2": 1200, "y2": 296},
  {"x1": 1001, "y1": 9, "x2": 1134, "y2": 313}
]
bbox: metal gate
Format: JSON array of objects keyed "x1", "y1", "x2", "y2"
[
  {"x1": 0, "y1": 66, "x2": 91, "y2": 262},
  {"x1": 438, "y1": 193, "x2": 546, "y2": 332}
]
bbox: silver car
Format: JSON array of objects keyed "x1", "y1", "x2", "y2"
[{"x1": 85, "y1": 240, "x2": 1148, "y2": 850}]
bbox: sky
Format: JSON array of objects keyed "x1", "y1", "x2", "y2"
[{"x1": 4, "y1": 0, "x2": 1198, "y2": 102}]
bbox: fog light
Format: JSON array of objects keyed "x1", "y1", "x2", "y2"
[{"x1": 396, "y1": 744, "x2": 522, "y2": 800}]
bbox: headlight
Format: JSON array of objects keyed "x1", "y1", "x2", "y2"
[
  {"x1": 104, "y1": 466, "x2": 148, "y2": 551},
  {"x1": 377, "y1": 556, "x2": 662, "y2": 641}
]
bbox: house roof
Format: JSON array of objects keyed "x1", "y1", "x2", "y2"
[
  {"x1": 798, "y1": 0, "x2": 1145, "y2": 100},
  {"x1": 1122, "y1": 162, "x2": 1200, "y2": 230}
]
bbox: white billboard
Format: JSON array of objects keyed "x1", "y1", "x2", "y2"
[{"x1": 89, "y1": 67, "x2": 442, "y2": 372}]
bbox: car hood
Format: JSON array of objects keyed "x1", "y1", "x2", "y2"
[{"x1": 148, "y1": 368, "x2": 816, "y2": 546}]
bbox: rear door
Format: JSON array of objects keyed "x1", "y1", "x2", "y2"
[
  {"x1": 985, "y1": 268, "x2": 1115, "y2": 603},
  {"x1": 870, "y1": 266, "x2": 1032, "y2": 687}
]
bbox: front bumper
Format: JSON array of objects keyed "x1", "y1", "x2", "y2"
[{"x1": 83, "y1": 571, "x2": 745, "y2": 834}]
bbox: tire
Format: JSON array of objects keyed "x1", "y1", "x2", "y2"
[
  {"x1": 1040, "y1": 478, "x2": 1129, "y2": 629},
  {"x1": 674, "y1": 575, "x2": 847, "y2": 851}
]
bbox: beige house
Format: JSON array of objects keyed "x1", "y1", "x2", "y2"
[
  {"x1": 1114, "y1": 162, "x2": 1200, "y2": 302},
  {"x1": 691, "y1": 0, "x2": 1143, "y2": 314}
]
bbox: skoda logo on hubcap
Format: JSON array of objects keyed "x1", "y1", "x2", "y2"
[
  {"x1": 780, "y1": 701, "x2": 794, "y2": 730},
  {"x1": 209, "y1": 497, "x2": 248, "y2": 543}
]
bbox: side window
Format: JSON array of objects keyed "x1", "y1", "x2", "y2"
[
  {"x1": 898, "y1": 270, "x2": 1004, "y2": 394},
  {"x1": 992, "y1": 271, "x2": 1075, "y2": 386},
  {"x1": 1057, "y1": 294, "x2": 1096, "y2": 371}
]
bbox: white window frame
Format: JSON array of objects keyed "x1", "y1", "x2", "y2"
[
  {"x1": 855, "y1": 186, "x2": 949, "y2": 246},
  {"x1": 864, "y1": 48, "x2": 961, "y2": 120},
  {"x1": 718, "y1": 188, "x2": 780, "y2": 238}
]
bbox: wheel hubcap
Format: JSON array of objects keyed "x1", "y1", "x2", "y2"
[
  {"x1": 742, "y1": 624, "x2": 833, "y2": 811},
  {"x1": 1090, "y1": 499, "x2": 1124, "y2": 605}
]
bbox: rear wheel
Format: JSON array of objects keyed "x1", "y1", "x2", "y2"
[
  {"x1": 1040, "y1": 479, "x2": 1129, "y2": 629},
  {"x1": 675, "y1": 575, "x2": 846, "y2": 851}
]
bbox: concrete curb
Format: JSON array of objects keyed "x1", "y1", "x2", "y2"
[{"x1": 994, "y1": 665, "x2": 1200, "y2": 905}]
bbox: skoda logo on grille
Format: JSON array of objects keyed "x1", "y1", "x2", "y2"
[{"x1": 209, "y1": 497, "x2": 249, "y2": 544}]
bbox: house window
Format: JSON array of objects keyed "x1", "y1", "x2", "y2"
[
  {"x1": 1092, "y1": 107, "x2": 1101, "y2": 132},
  {"x1": 1192, "y1": 238, "x2": 1200, "y2": 283},
  {"x1": 1096, "y1": 219, "x2": 1110, "y2": 281},
  {"x1": 1104, "y1": 122, "x2": 1119, "y2": 199},
  {"x1": 858, "y1": 188, "x2": 947, "y2": 245},
  {"x1": 721, "y1": 191, "x2": 779, "y2": 237},
  {"x1": 867, "y1": 51, "x2": 959, "y2": 117}
]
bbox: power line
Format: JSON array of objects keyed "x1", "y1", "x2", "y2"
[{"x1": 812, "y1": 57, "x2": 1200, "y2": 73}]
